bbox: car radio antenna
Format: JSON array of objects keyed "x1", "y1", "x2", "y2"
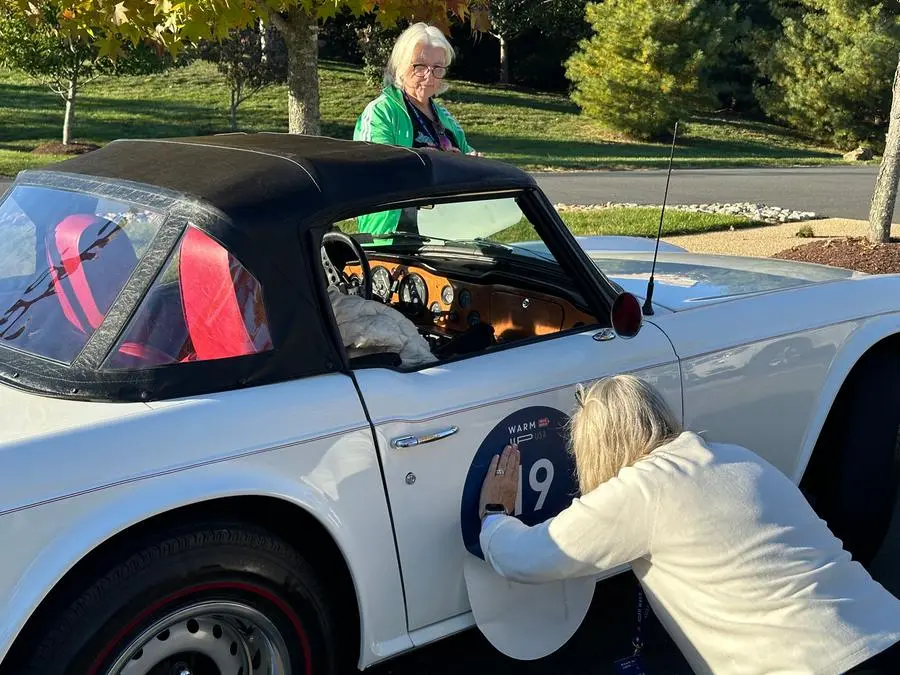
[{"x1": 642, "y1": 120, "x2": 679, "y2": 317}]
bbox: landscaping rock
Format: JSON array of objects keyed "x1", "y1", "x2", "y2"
[
  {"x1": 555, "y1": 201, "x2": 820, "y2": 225},
  {"x1": 842, "y1": 146, "x2": 874, "y2": 161}
]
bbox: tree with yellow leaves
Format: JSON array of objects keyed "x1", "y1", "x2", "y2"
[
  {"x1": 0, "y1": 2, "x2": 172, "y2": 145},
  {"x1": 11, "y1": 0, "x2": 491, "y2": 135}
]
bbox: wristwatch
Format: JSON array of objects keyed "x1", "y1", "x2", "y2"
[{"x1": 482, "y1": 503, "x2": 508, "y2": 519}]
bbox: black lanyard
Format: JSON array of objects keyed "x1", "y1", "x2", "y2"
[
  {"x1": 404, "y1": 93, "x2": 456, "y2": 150},
  {"x1": 632, "y1": 587, "x2": 650, "y2": 654}
]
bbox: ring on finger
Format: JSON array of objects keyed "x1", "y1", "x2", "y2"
[{"x1": 495, "y1": 468, "x2": 505, "y2": 476}]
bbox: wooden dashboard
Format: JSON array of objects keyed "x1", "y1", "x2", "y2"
[{"x1": 345, "y1": 261, "x2": 596, "y2": 341}]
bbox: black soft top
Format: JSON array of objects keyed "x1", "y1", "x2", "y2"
[
  {"x1": 0, "y1": 134, "x2": 542, "y2": 403},
  {"x1": 43, "y1": 133, "x2": 536, "y2": 231}
]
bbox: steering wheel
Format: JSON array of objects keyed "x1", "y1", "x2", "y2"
[{"x1": 321, "y1": 231, "x2": 372, "y2": 300}]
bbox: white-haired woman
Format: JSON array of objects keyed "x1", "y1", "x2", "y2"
[
  {"x1": 353, "y1": 22, "x2": 480, "y2": 234},
  {"x1": 478, "y1": 374, "x2": 900, "y2": 674}
]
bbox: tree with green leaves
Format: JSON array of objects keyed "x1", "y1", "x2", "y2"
[
  {"x1": 755, "y1": 0, "x2": 900, "y2": 150},
  {"x1": 13, "y1": 1, "x2": 491, "y2": 136},
  {"x1": 197, "y1": 22, "x2": 288, "y2": 131},
  {"x1": 487, "y1": 0, "x2": 588, "y2": 83},
  {"x1": 0, "y1": 2, "x2": 170, "y2": 145},
  {"x1": 565, "y1": 0, "x2": 739, "y2": 140}
]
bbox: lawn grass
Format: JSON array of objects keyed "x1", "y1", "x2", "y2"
[
  {"x1": 0, "y1": 59, "x2": 851, "y2": 178},
  {"x1": 501, "y1": 207, "x2": 760, "y2": 241},
  {"x1": 338, "y1": 206, "x2": 760, "y2": 241},
  {"x1": 0, "y1": 148, "x2": 68, "y2": 176}
]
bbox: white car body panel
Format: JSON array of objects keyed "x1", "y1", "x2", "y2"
[
  {"x1": 0, "y1": 379, "x2": 152, "y2": 444},
  {"x1": 643, "y1": 273, "x2": 900, "y2": 480},
  {"x1": 5, "y1": 226, "x2": 900, "y2": 671},
  {"x1": 355, "y1": 323, "x2": 681, "y2": 632},
  {"x1": 0, "y1": 374, "x2": 410, "y2": 669}
]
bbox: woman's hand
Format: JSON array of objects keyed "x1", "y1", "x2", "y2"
[
  {"x1": 479, "y1": 444, "x2": 520, "y2": 520},
  {"x1": 467, "y1": 150, "x2": 485, "y2": 157}
]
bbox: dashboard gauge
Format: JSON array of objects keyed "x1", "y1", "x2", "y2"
[
  {"x1": 458, "y1": 288, "x2": 472, "y2": 308},
  {"x1": 441, "y1": 284, "x2": 454, "y2": 306},
  {"x1": 430, "y1": 302, "x2": 442, "y2": 317},
  {"x1": 371, "y1": 266, "x2": 392, "y2": 301},
  {"x1": 399, "y1": 273, "x2": 428, "y2": 307},
  {"x1": 467, "y1": 310, "x2": 481, "y2": 327}
]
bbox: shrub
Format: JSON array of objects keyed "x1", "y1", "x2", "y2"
[
  {"x1": 755, "y1": 0, "x2": 900, "y2": 151},
  {"x1": 565, "y1": 0, "x2": 740, "y2": 140},
  {"x1": 356, "y1": 21, "x2": 404, "y2": 89}
]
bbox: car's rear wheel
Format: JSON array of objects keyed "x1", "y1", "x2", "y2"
[
  {"x1": 17, "y1": 522, "x2": 339, "y2": 675},
  {"x1": 801, "y1": 341, "x2": 900, "y2": 567}
]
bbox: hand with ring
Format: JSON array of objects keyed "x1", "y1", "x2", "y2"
[{"x1": 478, "y1": 444, "x2": 520, "y2": 520}]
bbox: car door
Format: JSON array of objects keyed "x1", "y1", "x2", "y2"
[{"x1": 353, "y1": 321, "x2": 681, "y2": 649}]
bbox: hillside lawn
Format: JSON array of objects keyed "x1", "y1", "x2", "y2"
[{"x1": 0, "y1": 59, "x2": 857, "y2": 181}]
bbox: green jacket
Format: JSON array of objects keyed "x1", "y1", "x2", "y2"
[{"x1": 352, "y1": 85, "x2": 474, "y2": 235}]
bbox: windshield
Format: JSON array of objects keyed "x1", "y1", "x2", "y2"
[
  {"x1": 0, "y1": 185, "x2": 164, "y2": 363},
  {"x1": 342, "y1": 196, "x2": 557, "y2": 265}
]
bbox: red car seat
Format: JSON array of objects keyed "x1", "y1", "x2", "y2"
[
  {"x1": 177, "y1": 226, "x2": 270, "y2": 361},
  {"x1": 46, "y1": 213, "x2": 172, "y2": 364},
  {"x1": 46, "y1": 213, "x2": 137, "y2": 335}
]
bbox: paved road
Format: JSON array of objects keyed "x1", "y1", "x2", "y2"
[
  {"x1": 533, "y1": 166, "x2": 895, "y2": 221},
  {"x1": 3, "y1": 167, "x2": 893, "y2": 222}
]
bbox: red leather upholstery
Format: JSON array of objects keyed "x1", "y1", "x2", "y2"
[
  {"x1": 178, "y1": 226, "x2": 258, "y2": 361},
  {"x1": 47, "y1": 213, "x2": 139, "y2": 328},
  {"x1": 46, "y1": 213, "x2": 160, "y2": 362}
]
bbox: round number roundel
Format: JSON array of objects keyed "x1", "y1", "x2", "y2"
[{"x1": 460, "y1": 406, "x2": 578, "y2": 560}]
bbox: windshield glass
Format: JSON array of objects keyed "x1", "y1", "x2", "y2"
[
  {"x1": 0, "y1": 185, "x2": 164, "y2": 363},
  {"x1": 341, "y1": 196, "x2": 557, "y2": 265}
]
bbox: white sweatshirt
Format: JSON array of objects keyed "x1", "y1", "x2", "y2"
[{"x1": 479, "y1": 431, "x2": 900, "y2": 674}]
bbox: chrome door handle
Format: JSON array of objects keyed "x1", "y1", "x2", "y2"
[{"x1": 391, "y1": 426, "x2": 459, "y2": 448}]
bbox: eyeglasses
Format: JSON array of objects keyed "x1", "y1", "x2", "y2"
[{"x1": 412, "y1": 63, "x2": 447, "y2": 79}]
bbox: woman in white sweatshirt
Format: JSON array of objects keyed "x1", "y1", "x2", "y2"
[{"x1": 477, "y1": 374, "x2": 900, "y2": 674}]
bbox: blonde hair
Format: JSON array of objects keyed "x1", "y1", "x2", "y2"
[
  {"x1": 569, "y1": 374, "x2": 682, "y2": 494},
  {"x1": 384, "y1": 22, "x2": 454, "y2": 94}
]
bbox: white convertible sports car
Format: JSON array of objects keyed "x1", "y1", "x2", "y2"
[{"x1": 0, "y1": 134, "x2": 898, "y2": 675}]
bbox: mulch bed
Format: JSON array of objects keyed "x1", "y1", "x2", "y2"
[
  {"x1": 30, "y1": 141, "x2": 100, "y2": 156},
  {"x1": 773, "y1": 236, "x2": 900, "y2": 274}
]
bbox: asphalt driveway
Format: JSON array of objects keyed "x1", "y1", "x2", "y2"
[
  {"x1": 533, "y1": 166, "x2": 892, "y2": 222},
  {"x1": 0, "y1": 166, "x2": 893, "y2": 222}
]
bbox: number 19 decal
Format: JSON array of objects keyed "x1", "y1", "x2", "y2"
[
  {"x1": 460, "y1": 406, "x2": 577, "y2": 560},
  {"x1": 514, "y1": 458, "x2": 555, "y2": 515}
]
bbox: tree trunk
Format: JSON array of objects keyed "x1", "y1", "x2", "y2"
[
  {"x1": 498, "y1": 34, "x2": 510, "y2": 84},
  {"x1": 259, "y1": 18, "x2": 268, "y2": 65},
  {"x1": 230, "y1": 85, "x2": 239, "y2": 131},
  {"x1": 62, "y1": 75, "x2": 77, "y2": 145},
  {"x1": 869, "y1": 52, "x2": 900, "y2": 243},
  {"x1": 272, "y1": 7, "x2": 320, "y2": 135}
]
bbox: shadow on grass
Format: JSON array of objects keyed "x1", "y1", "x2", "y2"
[
  {"x1": 0, "y1": 82, "x2": 282, "y2": 144},
  {"x1": 691, "y1": 113, "x2": 824, "y2": 144},
  {"x1": 440, "y1": 88, "x2": 577, "y2": 114},
  {"x1": 320, "y1": 121, "x2": 355, "y2": 139},
  {"x1": 471, "y1": 131, "x2": 838, "y2": 167}
]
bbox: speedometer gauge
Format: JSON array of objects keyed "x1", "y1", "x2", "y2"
[
  {"x1": 371, "y1": 266, "x2": 392, "y2": 302},
  {"x1": 399, "y1": 273, "x2": 428, "y2": 307}
]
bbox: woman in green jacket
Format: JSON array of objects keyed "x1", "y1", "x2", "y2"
[{"x1": 353, "y1": 22, "x2": 480, "y2": 235}]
